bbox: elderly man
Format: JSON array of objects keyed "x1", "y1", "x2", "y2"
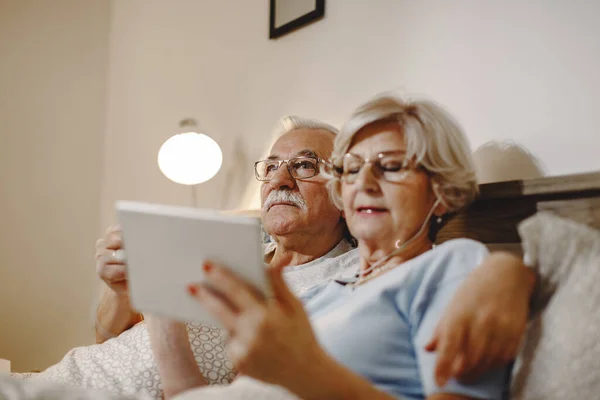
[
  {"x1": 95, "y1": 117, "x2": 356, "y2": 336},
  {"x1": 12, "y1": 116, "x2": 535, "y2": 400},
  {"x1": 95, "y1": 117, "x2": 355, "y2": 345}
]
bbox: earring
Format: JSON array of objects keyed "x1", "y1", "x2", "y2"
[{"x1": 436, "y1": 216, "x2": 443, "y2": 224}]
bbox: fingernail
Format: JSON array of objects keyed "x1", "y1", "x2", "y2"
[
  {"x1": 187, "y1": 285, "x2": 198, "y2": 296},
  {"x1": 203, "y1": 262, "x2": 213, "y2": 273}
]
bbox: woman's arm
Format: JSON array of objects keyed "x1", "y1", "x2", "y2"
[
  {"x1": 145, "y1": 317, "x2": 207, "y2": 399},
  {"x1": 286, "y1": 349, "x2": 397, "y2": 400}
]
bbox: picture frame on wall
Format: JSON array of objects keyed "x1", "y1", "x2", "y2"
[{"x1": 269, "y1": 0, "x2": 325, "y2": 39}]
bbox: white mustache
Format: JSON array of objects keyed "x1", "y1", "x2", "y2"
[{"x1": 262, "y1": 190, "x2": 307, "y2": 212}]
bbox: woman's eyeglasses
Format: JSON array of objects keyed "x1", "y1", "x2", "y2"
[{"x1": 334, "y1": 151, "x2": 414, "y2": 184}]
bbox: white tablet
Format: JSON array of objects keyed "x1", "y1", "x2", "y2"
[{"x1": 116, "y1": 201, "x2": 268, "y2": 325}]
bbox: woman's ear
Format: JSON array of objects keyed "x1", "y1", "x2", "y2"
[
  {"x1": 431, "y1": 183, "x2": 449, "y2": 217},
  {"x1": 433, "y1": 201, "x2": 448, "y2": 218}
]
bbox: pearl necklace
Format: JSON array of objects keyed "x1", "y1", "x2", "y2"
[{"x1": 351, "y1": 261, "x2": 400, "y2": 287}]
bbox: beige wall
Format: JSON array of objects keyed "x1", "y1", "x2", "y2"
[
  {"x1": 102, "y1": 0, "x2": 600, "y2": 222},
  {"x1": 0, "y1": 0, "x2": 110, "y2": 371}
]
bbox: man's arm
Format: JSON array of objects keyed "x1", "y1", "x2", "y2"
[
  {"x1": 145, "y1": 316, "x2": 207, "y2": 399},
  {"x1": 95, "y1": 286, "x2": 143, "y2": 343},
  {"x1": 426, "y1": 251, "x2": 535, "y2": 385},
  {"x1": 94, "y1": 225, "x2": 143, "y2": 343}
]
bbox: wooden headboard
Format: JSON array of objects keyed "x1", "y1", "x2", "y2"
[{"x1": 436, "y1": 171, "x2": 600, "y2": 250}]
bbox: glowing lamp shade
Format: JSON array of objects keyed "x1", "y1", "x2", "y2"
[{"x1": 157, "y1": 131, "x2": 223, "y2": 185}]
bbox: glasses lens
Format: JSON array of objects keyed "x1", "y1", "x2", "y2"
[
  {"x1": 320, "y1": 160, "x2": 337, "y2": 179},
  {"x1": 289, "y1": 158, "x2": 318, "y2": 179},
  {"x1": 340, "y1": 152, "x2": 411, "y2": 183},
  {"x1": 256, "y1": 160, "x2": 279, "y2": 180},
  {"x1": 379, "y1": 153, "x2": 409, "y2": 182},
  {"x1": 341, "y1": 154, "x2": 364, "y2": 183}
]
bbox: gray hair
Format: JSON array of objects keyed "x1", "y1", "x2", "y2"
[
  {"x1": 327, "y1": 93, "x2": 478, "y2": 213},
  {"x1": 272, "y1": 115, "x2": 339, "y2": 139}
]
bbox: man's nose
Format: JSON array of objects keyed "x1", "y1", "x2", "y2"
[{"x1": 269, "y1": 162, "x2": 296, "y2": 190}]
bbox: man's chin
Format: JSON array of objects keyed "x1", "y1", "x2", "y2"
[{"x1": 262, "y1": 214, "x2": 302, "y2": 237}]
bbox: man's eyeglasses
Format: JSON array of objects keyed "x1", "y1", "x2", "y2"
[
  {"x1": 254, "y1": 156, "x2": 324, "y2": 181},
  {"x1": 333, "y1": 151, "x2": 414, "y2": 184}
]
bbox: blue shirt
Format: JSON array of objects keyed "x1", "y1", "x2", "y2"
[{"x1": 301, "y1": 239, "x2": 508, "y2": 400}]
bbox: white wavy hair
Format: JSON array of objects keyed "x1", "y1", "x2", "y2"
[{"x1": 327, "y1": 93, "x2": 478, "y2": 213}]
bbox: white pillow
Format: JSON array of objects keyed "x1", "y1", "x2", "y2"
[{"x1": 511, "y1": 212, "x2": 600, "y2": 399}]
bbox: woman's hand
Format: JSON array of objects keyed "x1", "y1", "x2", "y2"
[
  {"x1": 425, "y1": 252, "x2": 536, "y2": 386},
  {"x1": 188, "y1": 262, "x2": 325, "y2": 390}
]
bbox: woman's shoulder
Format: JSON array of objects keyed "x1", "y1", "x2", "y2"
[
  {"x1": 407, "y1": 239, "x2": 489, "y2": 287},
  {"x1": 429, "y1": 238, "x2": 489, "y2": 269},
  {"x1": 433, "y1": 238, "x2": 488, "y2": 255},
  {"x1": 399, "y1": 239, "x2": 489, "y2": 316}
]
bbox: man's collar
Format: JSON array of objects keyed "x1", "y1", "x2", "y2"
[{"x1": 263, "y1": 238, "x2": 353, "y2": 266}]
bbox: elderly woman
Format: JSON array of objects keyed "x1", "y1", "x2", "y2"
[{"x1": 174, "y1": 94, "x2": 513, "y2": 400}]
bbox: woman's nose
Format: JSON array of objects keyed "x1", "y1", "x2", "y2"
[{"x1": 354, "y1": 163, "x2": 380, "y2": 192}]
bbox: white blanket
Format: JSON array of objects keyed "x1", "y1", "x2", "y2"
[
  {"x1": 0, "y1": 375, "x2": 143, "y2": 400},
  {"x1": 173, "y1": 377, "x2": 299, "y2": 400}
]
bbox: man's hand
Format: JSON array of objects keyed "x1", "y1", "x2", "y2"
[
  {"x1": 94, "y1": 225, "x2": 142, "y2": 343},
  {"x1": 425, "y1": 252, "x2": 536, "y2": 386},
  {"x1": 96, "y1": 225, "x2": 128, "y2": 294}
]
